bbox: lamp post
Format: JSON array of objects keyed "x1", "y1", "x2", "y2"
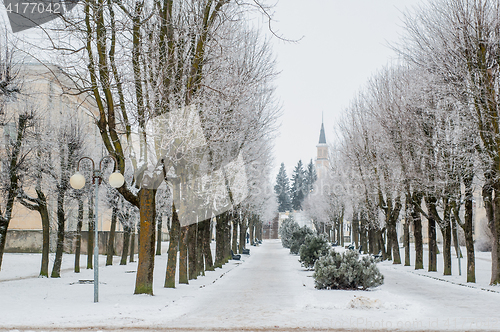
[{"x1": 70, "y1": 155, "x2": 125, "y2": 303}]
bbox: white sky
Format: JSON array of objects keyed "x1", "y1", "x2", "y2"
[{"x1": 269, "y1": 0, "x2": 424, "y2": 177}]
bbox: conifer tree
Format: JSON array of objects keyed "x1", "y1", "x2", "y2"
[
  {"x1": 305, "y1": 159, "x2": 317, "y2": 194},
  {"x1": 291, "y1": 160, "x2": 306, "y2": 210},
  {"x1": 274, "y1": 163, "x2": 292, "y2": 212}
]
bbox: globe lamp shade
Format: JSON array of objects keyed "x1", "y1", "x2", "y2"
[
  {"x1": 109, "y1": 172, "x2": 125, "y2": 188},
  {"x1": 70, "y1": 172, "x2": 86, "y2": 189}
]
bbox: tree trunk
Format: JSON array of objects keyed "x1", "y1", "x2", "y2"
[
  {"x1": 463, "y1": 180, "x2": 475, "y2": 282},
  {"x1": 378, "y1": 230, "x2": 386, "y2": 259},
  {"x1": 121, "y1": 225, "x2": 130, "y2": 265},
  {"x1": 203, "y1": 219, "x2": 214, "y2": 271},
  {"x1": 340, "y1": 217, "x2": 344, "y2": 247},
  {"x1": 215, "y1": 216, "x2": 224, "y2": 268},
  {"x1": 179, "y1": 225, "x2": 189, "y2": 284},
  {"x1": 491, "y1": 223, "x2": 498, "y2": 284},
  {"x1": 249, "y1": 217, "x2": 254, "y2": 246},
  {"x1": 428, "y1": 216, "x2": 437, "y2": 272},
  {"x1": 129, "y1": 224, "x2": 136, "y2": 263},
  {"x1": 165, "y1": 203, "x2": 180, "y2": 288},
  {"x1": 360, "y1": 221, "x2": 367, "y2": 254},
  {"x1": 51, "y1": 188, "x2": 66, "y2": 278},
  {"x1": 239, "y1": 217, "x2": 247, "y2": 253},
  {"x1": 404, "y1": 198, "x2": 411, "y2": 267},
  {"x1": 156, "y1": 213, "x2": 162, "y2": 256},
  {"x1": 232, "y1": 219, "x2": 238, "y2": 254},
  {"x1": 404, "y1": 218, "x2": 410, "y2": 266},
  {"x1": 215, "y1": 212, "x2": 226, "y2": 267},
  {"x1": 451, "y1": 218, "x2": 461, "y2": 259},
  {"x1": 442, "y1": 220, "x2": 452, "y2": 276},
  {"x1": 87, "y1": 193, "x2": 94, "y2": 269},
  {"x1": 336, "y1": 220, "x2": 341, "y2": 245},
  {"x1": 188, "y1": 223, "x2": 197, "y2": 280},
  {"x1": 74, "y1": 196, "x2": 84, "y2": 273},
  {"x1": 413, "y1": 205, "x2": 424, "y2": 270},
  {"x1": 106, "y1": 207, "x2": 118, "y2": 266},
  {"x1": 134, "y1": 189, "x2": 156, "y2": 295},
  {"x1": 386, "y1": 228, "x2": 393, "y2": 261},
  {"x1": 224, "y1": 213, "x2": 231, "y2": 262},
  {"x1": 352, "y1": 211, "x2": 359, "y2": 249},
  {"x1": 196, "y1": 220, "x2": 205, "y2": 277},
  {"x1": 389, "y1": 223, "x2": 401, "y2": 264},
  {"x1": 451, "y1": 216, "x2": 462, "y2": 276},
  {"x1": 0, "y1": 218, "x2": 8, "y2": 270},
  {"x1": 482, "y1": 181, "x2": 495, "y2": 284},
  {"x1": 492, "y1": 183, "x2": 500, "y2": 284},
  {"x1": 368, "y1": 228, "x2": 374, "y2": 254}
]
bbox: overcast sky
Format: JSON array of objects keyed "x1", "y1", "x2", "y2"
[{"x1": 268, "y1": 0, "x2": 424, "y2": 177}]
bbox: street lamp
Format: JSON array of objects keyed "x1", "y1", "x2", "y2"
[{"x1": 70, "y1": 155, "x2": 124, "y2": 303}]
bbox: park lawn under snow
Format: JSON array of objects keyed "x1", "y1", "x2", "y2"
[{"x1": 0, "y1": 239, "x2": 499, "y2": 331}]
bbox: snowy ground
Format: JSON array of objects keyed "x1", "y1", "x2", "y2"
[{"x1": 1, "y1": 240, "x2": 499, "y2": 332}]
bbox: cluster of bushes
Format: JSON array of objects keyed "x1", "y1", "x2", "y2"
[
  {"x1": 279, "y1": 218, "x2": 314, "y2": 254},
  {"x1": 313, "y1": 250, "x2": 384, "y2": 290},
  {"x1": 279, "y1": 218, "x2": 383, "y2": 290}
]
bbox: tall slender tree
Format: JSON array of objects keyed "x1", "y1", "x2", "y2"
[
  {"x1": 305, "y1": 159, "x2": 317, "y2": 194},
  {"x1": 274, "y1": 163, "x2": 291, "y2": 212},
  {"x1": 291, "y1": 160, "x2": 306, "y2": 210}
]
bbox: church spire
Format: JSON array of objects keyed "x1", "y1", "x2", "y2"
[{"x1": 318, "y1": 116, "x2": 326, "y2": 144}]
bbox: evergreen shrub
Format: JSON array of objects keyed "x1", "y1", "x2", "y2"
[
  {"x1": 299, "y1": 234, "x2": 330, "y2": 268},
  {"x1": 289, "y1": 226, "x2": 314, "y2": 254},
  {"x1": 279, "y1": 217, "x2": 299, "y2": 248},
  {"x1": 313, "y1": 249, "x2": 384, "y2": 290}
]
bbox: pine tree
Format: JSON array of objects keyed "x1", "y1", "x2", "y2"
[
  {"x1": 305, "y1": 159, "x2": 317, "y2": 194},
  {"x1": 291, "y1": 160, "x2": 306, "y2": 210},
  {"x1": 274, "y1": 163, "x2": 292, "y2": 212}
]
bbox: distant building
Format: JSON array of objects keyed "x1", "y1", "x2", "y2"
[
  {"x1": 262, "y1": 215, "x2": 279, "y2": 239},
  {"x1": 315, "y1": 118, "x2": 329, "y2": 179}
]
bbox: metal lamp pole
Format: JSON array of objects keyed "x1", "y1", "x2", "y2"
[
  {"x1": 70, "y1": 155, "x2": 124, "y2": 303},
  {"x1": 92, "y1": 167, "x2": 100, "y2": 303}
]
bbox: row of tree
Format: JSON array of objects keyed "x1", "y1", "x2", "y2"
[
  {"x1": 304, "y1": 0, "x2": 500, "y2": 285},
  {"x1": 0, "y1": 0, "x2": 280, "y2": 296},
  {"x1": 275, "y1": 160, "x2": 317, "y2": 212}
]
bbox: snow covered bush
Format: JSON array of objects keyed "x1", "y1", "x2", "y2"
[
  {"x1": 289, "y1": 226, "x2": 314, "y2": 254},
  {"x1": 313, "y1": 249, "x2": 384, "y2": 290},
  {"x1": 299, "y1": 234, "x2": 329, "y2": 269},
  {"x1": 279, "y1": 217, "x2": 299, "y2": 248}
]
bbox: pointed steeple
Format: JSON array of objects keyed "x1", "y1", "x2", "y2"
[{"x1": 318, "y1": 115, "x2": 326, "y2": 144}]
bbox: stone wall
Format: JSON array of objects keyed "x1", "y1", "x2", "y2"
[{"x1": 5, "y1": 230, "x2": 140, "y2": 255}]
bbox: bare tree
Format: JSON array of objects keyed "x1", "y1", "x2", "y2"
[
  {"x1": 396, "y1": 0, "x2": 495, "y2": 283},
  {"x1": 0, "y1": 34, "x2": 24, "y2": 269}
]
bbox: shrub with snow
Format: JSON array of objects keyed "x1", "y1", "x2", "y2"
[
  {"x1": 289, "y1": 226, "x2": 314, "y2": 254},
  {"x1": 279, "y1": 217, "x2": 300, "y2": 248},
  {"x1": 313, "y1": 249, "x2": 384, "y2": 290},
  {"x1": 299, "y1": 234, "x2": 330, "y2": 269}
]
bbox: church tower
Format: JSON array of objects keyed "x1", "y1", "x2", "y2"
[{"x1": 316, "y1": 117, "x2": 329, "y2": 179}]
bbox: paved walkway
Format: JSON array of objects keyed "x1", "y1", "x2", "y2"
[
  {"x1": 168, "y1": 240, "x2": 308, "y2": 329},
  {"x1": 164, "y1": 240, "x2": 500, "y2": 331},
  {"x1": 2, "y1": 240, "x2": 500, "y2": 331}
]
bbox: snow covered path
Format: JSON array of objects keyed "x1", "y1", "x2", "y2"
[
  {"x1": 167, "y1": 239, "x2": 309, "y2": 328},
  {"x1": 378, "y1": 264, "x2": 500, "y2": 330},
  {"x1": 1, "y1": 240, "x2": 500, "y2": 331},
  {"x1": 167, "y1": 240, "x2": 500, "y2": 331}
]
